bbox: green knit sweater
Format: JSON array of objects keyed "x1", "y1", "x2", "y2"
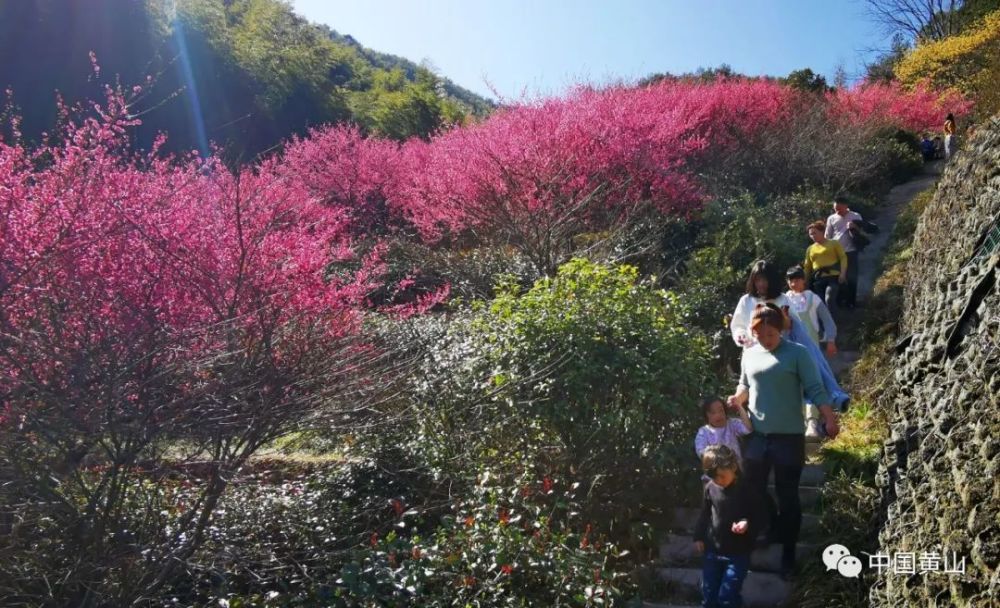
[{"x1": 738, "y1": 339, "x2": 831, "y2": 434}]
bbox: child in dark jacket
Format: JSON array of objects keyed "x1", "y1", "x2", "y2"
[{"x1": 693, "y1": 445, "x2": 766, "y2": 608}]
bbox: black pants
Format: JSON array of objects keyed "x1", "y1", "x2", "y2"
[
  {"x1": 838, "y1": 251, "x2": 860, "y2": 307},
  {"x1": 810, "y1": 275, "x2": 839, "y2": 312},
  {"x1": 742, "y1": 433, "x2": 805, "y2": 564}
]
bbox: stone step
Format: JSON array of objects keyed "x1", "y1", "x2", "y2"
[
  {"x1": 657, "y1": 567, "x2": 789, "y2": 607},
  {"x1": 805, "y1": 441, "x2": 821, "y2": 458},
  {"x1": 669, "y1": 507, "x2": 820, "y2": 535},
  {"x1": 660, "y1": 533, "x2": 817, "y2": 572}
]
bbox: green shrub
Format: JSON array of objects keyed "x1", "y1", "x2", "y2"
[
  {"x1": 179, "y1": 460, "x2": 426, "y2": 599},
  {"x1": 674, "y1": 247, "x2": 743, "y2": 328},
  {"x1": 478, "y1": 259, "x2": 713, "y2": 472},
  {"x1": 675, "y1": 193, "x2": 826, "y2": 328},
  {"x1": 187, "y1": 463, "x2": 641, "y2": 607},
  {"x1": 386, "y1": 259, "x2": 715, "y2": 547},
  {"x1": 880, "y1": 129, "x2": 924, "y2": 186},
  {"x1": 331, "y1": 471, "x2": 642, "y2": 607}
]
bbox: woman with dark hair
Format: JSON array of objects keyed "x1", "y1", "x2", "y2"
[
  {"x1": 729, "y1": 260, "x2": 794, "y2": 348},
  {"x1": 728, "y1": 303, "x2": 839, "y2": 579},
  {"x1": 730, "y1": 260, "x2": 850, "y2": 412}
]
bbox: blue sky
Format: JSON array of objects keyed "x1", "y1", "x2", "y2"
[{"x1": 291, "y1": 1, "x2": 886, "y2": 100}]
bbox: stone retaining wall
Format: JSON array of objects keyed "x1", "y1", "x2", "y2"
[{"x1": 871, "y1": 118, "x2": 1000, "y2": 607}]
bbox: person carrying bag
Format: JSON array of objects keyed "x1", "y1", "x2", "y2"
[{"x1": 847, "y1": 218, "x2": 878, "y2": 252}]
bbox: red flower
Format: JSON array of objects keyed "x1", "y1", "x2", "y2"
[{"x1": 500, "y1": 564, "x2": 514, "y2": 575}]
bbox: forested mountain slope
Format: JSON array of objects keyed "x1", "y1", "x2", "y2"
[{"x1": 0, "y1": 0, "x2": 493, "y2": 160}]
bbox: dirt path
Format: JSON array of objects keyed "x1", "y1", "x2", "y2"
[{"x1": 855, "y1": 168, "x2": 941, "y2": 302}]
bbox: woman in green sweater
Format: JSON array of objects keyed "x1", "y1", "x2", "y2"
[{"x1": 727, "y1": 303, "x2": 839, "y2": 579}]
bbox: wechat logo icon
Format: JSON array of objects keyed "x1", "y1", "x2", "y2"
[{"x1": 823, "y1": 544, "x2": 862, "y2": 578}]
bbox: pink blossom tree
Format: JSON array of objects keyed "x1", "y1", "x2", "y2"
[
  {"x1": 696, "y1": 78, "x2": 973, "y2": 195},
  {"x1": 272, "y1": 78, "x2": 969, "y2": 279},
  {"x1": 391, "y1": 79, "x2": 800, "y2": 275},
  {"x1": 825, "y1": 79, "x2": 973, "y2": 132},
  {"x1": 0, "y1": 83, "x2": 394, "y2": 602},
  {"x1": 277, "y1": 124, "x2": 404, "y2": 239}
]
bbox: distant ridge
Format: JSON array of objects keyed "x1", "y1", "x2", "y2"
[
  {"x1": 0, "y1": 0, "x2": 495, "y2": 161},
  {"x1": 322, "y1": 26, "x2": 494, "y2": 116}
]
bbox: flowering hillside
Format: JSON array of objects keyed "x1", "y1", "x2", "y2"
[
  {"x1": 280, "y1": 77, "x2": 967, "y2": 275},
  {"x1": 0, "y1": 71, "x2": 971, "y2": 605}
]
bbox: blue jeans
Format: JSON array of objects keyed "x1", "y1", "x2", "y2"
[{"x1": 702, "y1": 551, "x2": 750, "y2": 608}]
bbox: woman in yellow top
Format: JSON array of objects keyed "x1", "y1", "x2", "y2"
[{"x1": 803, "y1": 220, "x2": 847, "y2": 311}]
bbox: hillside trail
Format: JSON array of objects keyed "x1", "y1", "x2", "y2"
[
  {"x1": 647, "y1": 162, "x2": 944, "y2": 608},
  {"x1": 829, "y1": 160, "x2": 944, "y2": 376}
]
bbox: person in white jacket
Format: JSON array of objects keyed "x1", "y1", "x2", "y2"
[
  {"x1": 730, "y1": 260, "x2": 799, "y2": 349},
  {"x1": 729, "y1": 260, "x2": 851, "y2": 423}
]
